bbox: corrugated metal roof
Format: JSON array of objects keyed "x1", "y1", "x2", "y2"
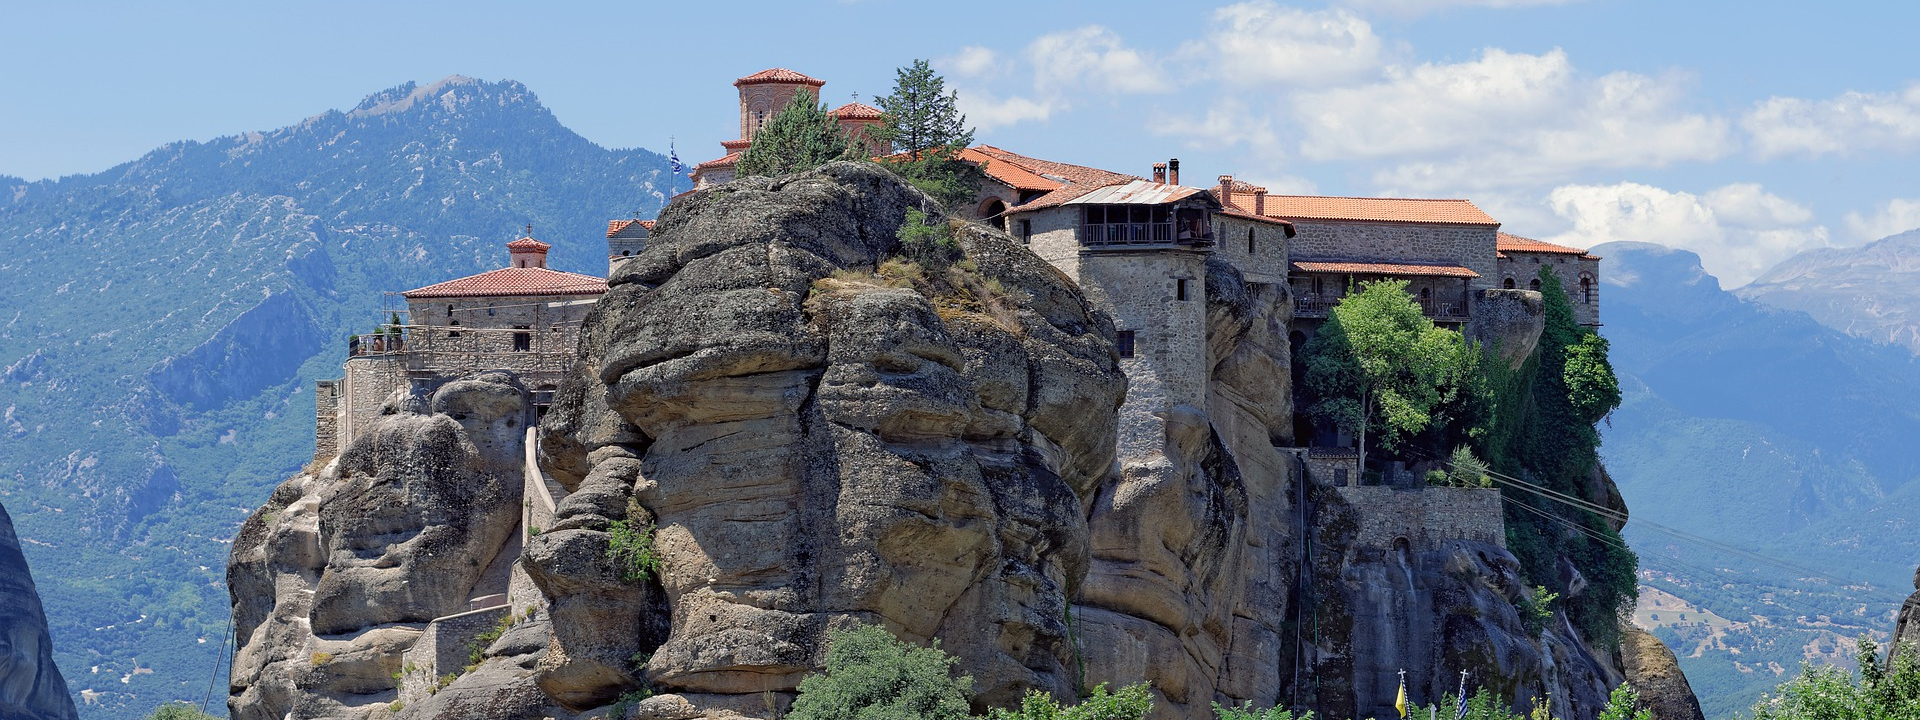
[{"x1": 1064, "y1": 180, "x2": 1204, "y2": 206}]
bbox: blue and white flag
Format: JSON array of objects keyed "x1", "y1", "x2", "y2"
[
  {"x1": 669, "y1": 144, "x2": 685, "y2": 175},
  {"x1": 1455, "y1": 672, "x2": 1470, "y2": 719}
]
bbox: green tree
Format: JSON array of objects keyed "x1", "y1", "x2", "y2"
[
  {"x1": 872, "y1": 59, "x2": 983, "y2": 209},
  {"x1": 146, "y1": 703, "x2": 220, "y2": 720},
  {"x1": 786, "y1": 623, "x2": 974, "y2": 720},
  {"x1": 989, "y1": 683, "x2": 1154, "y2": 720},
  {"x1": 736, "y1": 89, "x2": 863, "y2": 178},
  {"x1": 1302, "y1": 279, "x2": 1470, "y2": 476},
  {"x1": 1596, "y1": 683, "x2": 1652, "y2": 720},
  {"x1": 1750, "y1": 637, "x2": 1920, "y2": 720}
]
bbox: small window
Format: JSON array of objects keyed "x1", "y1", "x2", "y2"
[
  {"x1": 1529, "y1": 278, "x2": 1542, "y2": 291},
  {"x1": 1176, "y1": 278, "x2": 1190, "y2": 301},
  {"x1": 1116, "y1": 330, "x2": 1136, "y2": 358},
  {"x1": 1334, "y1": 468, "x2": 1349, "y2": 486},
  {"x1": 1247, "y1": 229, "x2": 1256, "y2": 254},
  {"x1": 448, "y1": 319, "x2": 462, "y2": 338},
  {"x1": 1019, "y1": 219, "x2": 1032, "y2": 244},
  {"x1": 513, "y1": 325, "x2": 532, "y2": 351},
  {"x1": 488, "y1": 304, "x2": 496, "y2": 316},
  {"x1": 1503, "y1": 278, "x2": 1515, "y2": 289},
  {"x1": 445, "y1": 304, "x2": 454, "y2": 317},
  {"x1": 1531, "y1": 256, "x2": 1540, "y2": 264}
]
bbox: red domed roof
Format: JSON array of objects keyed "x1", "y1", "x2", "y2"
[
  {"x1": 734, "y1": 68, "x2": 825, "y2": 87},
  {"x1": 506, "y1": 236, "x2": 551, "y2": 252}
]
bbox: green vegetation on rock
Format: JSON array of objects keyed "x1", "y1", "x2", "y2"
[
  {"x1": 737, "y1": 89, "x2": 865, "y2": 179},
  {"x1": 787, "y1": 623, "x2": 976, "y2": 720},
  {"x1": 1748, "y1": 638, "x2": 1920, "y2": 720},
  {"x1": 871, "y1": 59, "x2": 982, "y2": 209}
]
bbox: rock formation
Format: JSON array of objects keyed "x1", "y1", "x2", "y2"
[
  {"x1": 1617, "y1": 628, "x2": 1704, "y2": 720},
  {"x1": 228, "y1": 163, "x2": 1693, "y2": 720},
  {"x1": 1892, "y1": 567, "x2": 1920, "y2": 656},
  {"x1": 0, "y1": 501, "x2": 79, "y2": 720}
]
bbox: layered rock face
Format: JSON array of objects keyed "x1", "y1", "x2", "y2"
[
  {"x1": 0, "y1": 502, "x2": 79, "y2": 720},
  {"x1": 229, "y1": 163, "x2": 1692, "y2": 720},
  {"x1": 228, "y1": 372, "x2": 534, "y2": 720},
  {"x1": 532, "y1": 162, "x2": 1127, "y2": 716},
  {"x1": 1618, "y1": 628, "x2": 1705, "y2": 720}
]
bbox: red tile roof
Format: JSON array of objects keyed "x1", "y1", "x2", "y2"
[
  {"x1": 694, "y1": 151, "x2": 742, "y2": 171},
  {"x1": 1497, "y1": 232, "x2": 1597, "y2": 258},
  {"x1": 402, "y1": 267, "x2": 608, "y2": 299},
  {"x1": 505, "y1": 236, "x2": 551, "y2": 252},
  {"x1": 606, "y1": 219, "x2": 654, "y2": 238},
  {"x1": 721, "y1": 139, "x2": 753, "y2": 151},
  {"x1": 949, "y1": 147, "x2": 1063, "y2": 192},
  {"x1": 829, "y1": 102, "x2": 885, "y2": 120},
  {"x1": 735, "y1": 68, "x2": 825, "y2": 87},
  {"x1": 1291, "y1": 261, "x2": 1480, "y2": 278},
  {"x1": 969, "y1": 145, "x2": 1139, "y2": 210},
  {"x1": 1237, "y1": 194, "x2": 1499, "y2": 226}
]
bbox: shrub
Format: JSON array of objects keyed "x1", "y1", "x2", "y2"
[
  {"x1": 988, "y1": 683, "x2": 1153, "y2": 720},
  {"x1": 146, "y1": 704, "x2": 220, "y2": 720},
  {"x1": 1517, "y1": 585, "x2": 1559, "y2": 636},
  {"x1": 786, "y1": 623, "x2": 974, "y2": 720},
  {"x1": 309, "y1": 651, "x2": 333, "y2": 666},
  {"x1": 898, "y1": 208, "x2": 960, "y2": 268},
  {"x1": 1212, "y1": 701, "x2": 1312, "y2": 720},
  {"x1": 607, "y1": 505, "x2": 662, "y2": 583},
  {"x1": 1751, "y1": 637, "x2": 1920, "y2": 720}
]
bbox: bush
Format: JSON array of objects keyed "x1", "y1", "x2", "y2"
[
  {"x1": 1212, "y1": 700, "x2": 1312, "y2": 719},
  {"x1": 898, "y1": 208, "x2": 960, "y2": 268},
  {"x1": 1517, "y1": 585, "x2": 1559, "y2": 637},
  {"x1": 607, "y1": 505, "x2": 661, "y2": 583},
  {"x1": 988, "y1": 683, "x2": 1153, "y2": 720},
  {"x1": 786, "y1": 623, "x2": 974, "y2": 720},
  {"x1": 1750, "y1": 637, "x2": 1920, "y2": 720},
  {"x1": 146, "y1": 704, "x2": 220, "y2": 720}
]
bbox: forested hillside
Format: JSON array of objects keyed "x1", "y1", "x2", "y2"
[{"x1": 0, "y1": 76, "x2": 669, "y2": 719}]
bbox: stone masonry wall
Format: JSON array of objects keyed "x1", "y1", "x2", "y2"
[
  {"x1": 1332, "y1": 486, "x2": 1506, "y2": 549},
  {"x1": 1076, "y1": 250, "x2": 1212, "y2": 457},
  {"x1": 339, "y1": 355, "x2": 406, "y2": 448},
  {"x1": 314, "y1": 380, "x2": 341, "y2": 464},
  {"x1": 1498, "y1": 252, "x2": 1600, "y2": 326},
  {"x1": 1288, "y1": 221, "x2": 1499, "y2": 295},
  {"x1": 1213, "y1": 215, "x2": 1293, "y2": 284},
  {"x1": 396, "y1": 605, "x2": 513, "y2": 706}
]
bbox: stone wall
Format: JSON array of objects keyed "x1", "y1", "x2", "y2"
[
  {"x1": 395, "y1": 605, "x2": 513, "y2": 706},
  {"x1": 1288, "y1": 220, "x2": 1499, "y2": 295},
  {"x1": 338, "y1": 355, "x2": 405, "y2": 448},
  {"x1": 1498, "y1": 252, "x2": 1600, "y2": 326},
  {"x1": 1213, "y1": 215, "x2": 1292, "y2": 283},
  {"x1": 402, "y1": 294, "x2": 596, "y2": 400},
  {"x1": 314, "y1": 380, "x2": 341, "y2": 464},
  {"x1": 1075, "y1": 250, "x2": 1212, "y2": 456},
  {"x1": 1332, "y1": 486, "x2": 1506, "y2": 549}
]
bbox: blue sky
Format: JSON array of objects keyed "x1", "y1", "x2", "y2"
[{"x1": 5, "y1": 0, "x2": 1917, "y2": 285}]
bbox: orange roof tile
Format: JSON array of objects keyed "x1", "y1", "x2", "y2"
[
  {"x1": 829, "y1": 102, "x2": 885, "y2": 120},
  {"x1": 1497, "y1": 232, "x2": 1588, "y2": 255},
  {"x1": 1240, "y1": 194, "x2": 1499, "y2": 226},
  {"x1": 606, "y1": 219, "x2": 654, "y2": 238},
  {"x1": 969, "y1": 145, "x2": 1139, "y2": 210},
  {"x1": 721, "y1": 139, "x2": 753, "y2": 151},
  {"x1": 1291, "y1": 261, "x2": 1480, "y2": 278},
  {"x1": 402, "y1": 267, "x2": 608, "y2": 299},
  {"x1": 694, "y1": 151, "x2": 742, "y2": 171},
  {"x1": 505, "y1": 236, "x2": 551, "y2": 251},
  {"x1": 735, "y1": 68, "x2": 825, "y2": 87}
]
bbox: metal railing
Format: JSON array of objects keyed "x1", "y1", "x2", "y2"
[
  {"x1": 1077, "y1": 221, "x2": 1175, "y2": 246},
  {"x1": 1293, "y1": 294, "x2": 1470, "y2": 320}
]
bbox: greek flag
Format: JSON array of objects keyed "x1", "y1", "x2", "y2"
[
  {"x1": 1455, "y1": 673, "x2": 1469, "y2": 719},
  {"x1": 669, "y1": 145, "x2": 684, "y2": 175}
]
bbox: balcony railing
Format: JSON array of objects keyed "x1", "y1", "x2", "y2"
[{"x1": 1077, "y1": 221, "x2": 1174, "y2": 246}]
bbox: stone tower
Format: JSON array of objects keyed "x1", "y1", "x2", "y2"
[{"x1": 735, "y1": 68, "x2": 826, "y2": 141}]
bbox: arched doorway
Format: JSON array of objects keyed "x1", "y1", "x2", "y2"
[
  {"x1": 979, "y1": 198, "x2": 1008, "y2": 231},
  {"x1": 1503, "y1": 277, "x2": 1516, "y2": 289}
]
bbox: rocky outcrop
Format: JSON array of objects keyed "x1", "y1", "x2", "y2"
[
  {"x1": 231, "y1": 163, "x2": 1696, "y2": 720},
  {"x1": 1471, "y1": 289, "x2": 1547, "y2": 370},
  {"x1": 1618, "y1": 628, "x2": 1704, "y2": 720},
  {"x1": 0, "y1": 502, "x2": 79, "y2": 720},
  {"x1": 1892, "y1": 567, "x2": 1920, "y2": 656},
  {"x1": 228, "y1": 372, "x2": 536, "y2": 720},
  {"x1": 531, "y1": 162, "x2": 1126, "y2": 716}
]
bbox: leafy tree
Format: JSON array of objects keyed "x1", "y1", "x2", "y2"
[
  {"x1": 1563, "y1": 333, "x2": 1620, "y2": 425},
  {"x1": 1302, "y1": 279, "x2": 1470, "y2": 475},
  {"x1": 989, "y1": 683, "x2": 1154, "y2": 720},
  {"x1": 1750, "y1": 637, "x2": 1920, "y2": 720},
  {"x1": 1596, "y1": 683, "x2": 1652, "y2": 720},
  {"x1": 786, "y1": 623, "x2": 974, "y2": 720},
  {"x1": 737, "y1": 89, "x2": 863, "y2": 178},
  {"x1": 872, "y1": 59, "x2": 983, "y2": 209}
]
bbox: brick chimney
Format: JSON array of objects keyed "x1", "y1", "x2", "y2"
[
  {"x1": 1253, "y1": 186, "x2": 1268, "y2": 215},
  {"x1": 1218, "y1": 175, "x2": 1234, "y2": 208},
  {"x1": 1168, "y1": 158, "x2": 1181, "y2": 185},
  {"x1": 1152, "y1": 162, "x2": 1167, "y2": 183}
]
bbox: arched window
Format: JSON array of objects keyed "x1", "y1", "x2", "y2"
[
  {"x1": 1503, "y1": 277, "x2": 1516, "y2": 289},
  {"x1": 1580, "y1": 275, "x2": 1594, "y2": 303},
  {"x1": 1529, "y1": 278, "x2": 1541, "y2": 291},
  {"x1": 1247, "y1": 228, "x2": 1256, "y2": 254},
  {"x1": 979, "y1": 198, "x2": 1008, "y2": 231}
]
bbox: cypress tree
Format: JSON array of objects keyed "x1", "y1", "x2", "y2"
[{"x1": 873, "y1": 60, "x2": 982, "y2": 209}]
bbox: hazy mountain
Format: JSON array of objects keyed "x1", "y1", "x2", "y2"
[
  {"x1": 1737, "y1": 229, "x2": 1920, "y2": 355},
  {"x1": 1596, "y1": 241, "x2": 1920, "y2": 718},
  {"x1": 0, "y1": 76, "x2": 670, "y2": 719}
]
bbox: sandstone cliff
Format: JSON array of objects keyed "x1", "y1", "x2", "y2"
[
  {"x1": 0, "y1": 501, "x2": 79, "y2": 720},
  {"x1": 229, "y1": 163, "x2": 1690, "y2": 720}
]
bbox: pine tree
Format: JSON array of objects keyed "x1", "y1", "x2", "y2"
[
  {"x1": 873, "y1": 59, "x2": 974, "y2": 155},
  {"x1": 736, "y1": 89, "x2": 861, "y2": 178},
  {"x1": 873, "y1": 59, "x2": 983, "y2": 209}
]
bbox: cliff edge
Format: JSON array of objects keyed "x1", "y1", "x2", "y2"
[{"x1": 0, "y1": 501, "x2": 80, "y2": 720}]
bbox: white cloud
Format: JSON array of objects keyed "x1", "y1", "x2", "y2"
[
  {"x1": 1152, "y1": 98, "x2": 1286, "y2": 161},
  {"x1": 1028, "y1": 26, "x2": 1170, "y2": 96},
  {"x1": 1744, "y1": 84, "x2": 1920, "y2": 159},
  {"x1": 1546, "y1": 182, "x2": 1831, "y2": 286},
  {"x1": 1341, "y1": 0, "x2": 1584, "y2": 15},
  {"x1": 1183, "y1": 2, "x2": 1385, "y2": 86},
  {"x1": 941, "y1": 46, "x2": 1003, "y2": 79},
  {"x1": 1297, "y1": 49, "x2": 1733, "y2": 193},
  {"x1": 954, "y1": 89, "x2": 1057, "y2": 131},
  {"x1": 1843, "y1": 198, "x2": 1920, "y2": 241}
]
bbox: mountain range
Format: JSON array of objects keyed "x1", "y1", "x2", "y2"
[
  {"x1": 1596, "y1": 241, "x2": 1920, "y2": 718},
  {"x1": 0, "y1": 76, "x2": 669, "y2": 719}
]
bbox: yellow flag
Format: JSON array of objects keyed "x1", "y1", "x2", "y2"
[{"x1": 1396, "y1": 675, "x2": 1408, "y2": 718}]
